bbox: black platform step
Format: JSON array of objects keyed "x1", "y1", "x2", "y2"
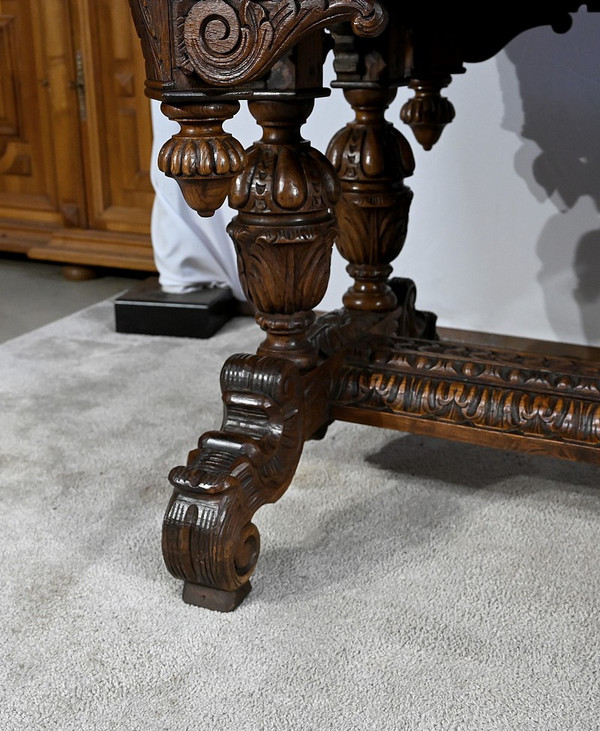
[{"x1": 114, "y1": 277, "x2": 236, "y2": 338}]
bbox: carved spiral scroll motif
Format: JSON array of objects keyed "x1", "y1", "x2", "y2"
[
  {"x1": 163, "y1": 353, "x2": 306, "y2": 609},
  {"x1": 178, "y1": 0, "x2": 388, "y2": 85}
]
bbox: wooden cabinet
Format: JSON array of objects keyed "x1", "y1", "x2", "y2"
[{"x1": 0, "y1": 0, "x2": 155, "y2": 271}]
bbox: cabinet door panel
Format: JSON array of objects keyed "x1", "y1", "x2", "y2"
[
  {"x1": 0, "y1": 0, "x2": 86, "y2": 228},
  {"x1": 75, "y1": 0, "x2": 153, "y2": 235},
  {"x1": 0, "y1": 0, "x2": 154, "y2": 268}
]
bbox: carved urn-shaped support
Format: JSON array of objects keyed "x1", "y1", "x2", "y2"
[
  {"x1": 327, "y1": 88, "x2": 415, "y2": 311},
  {"x1": 228, "y1": 98, "x2": 341, "y2": 369}
]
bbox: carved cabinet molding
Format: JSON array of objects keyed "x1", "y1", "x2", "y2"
[{"x1": 0, "y1": 0, "x2": 154, "y2": 271}]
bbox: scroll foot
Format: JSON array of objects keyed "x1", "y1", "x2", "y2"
[{"x1": 162, "y1": 354, "x2": 306, "y2": 610}]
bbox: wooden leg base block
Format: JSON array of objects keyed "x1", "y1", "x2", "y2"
[{"x1": 182, "y1": 581, "x2": 252, "y2": 612}]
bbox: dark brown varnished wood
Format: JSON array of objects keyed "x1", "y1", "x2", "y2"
[
  {"x1": 129, "y1": 0, "x2": 600, "y2": 609},
  {"x1": 228, "y1": 97, "x2": 340, "y2": 370},
  {"x1": 158, "y1": 101, "x2": 246, "y2": 216},
  {"x1": 163, "y1": 354, "x2": 310, "y2": 610},
  {"x1": 327, "y1": 88, "x2": 415, "y2": 311},
  {"x1": 333, "y1": 329, "x2": 600, "y2": 463},
  {"x1": 174, "y1": 0, "x2": 388, "y2": 87}
]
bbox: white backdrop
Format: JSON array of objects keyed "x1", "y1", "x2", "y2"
[{"x1": 151, "y1": 10, "x2": 600, "y2": 346}]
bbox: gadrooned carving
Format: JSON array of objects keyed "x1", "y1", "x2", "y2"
[
  {"x1": 176, "y1": 0, "x2": 388, "y2": 85},
  {"x1": 158, "y1": 101, "x2": 247, "y2": 216},
  {"x1": 335, "y1": 334, "x2": 600, "y2": 445}
]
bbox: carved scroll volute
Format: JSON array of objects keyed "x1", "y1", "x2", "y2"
[
  {"x1": 163, "y1": 353, "x2": 306, "y2": 610},
  {"x1": 158, "y1": 102, "x2": 246, "y2": 216},
  {"x1": 327, "y1": 88, "x2": 415, "y2": 311},
  {"x1": 228, "y1": 99, "x2": 340, "y2": 370},
  {"x1": 400, "y1": 77, "x2": 456, "y2": 151},
  {"x1": 176, "y1": 0, "x2": 388, "y2": 86}
]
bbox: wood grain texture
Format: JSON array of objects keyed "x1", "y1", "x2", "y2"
[
  {"x1": 0, "y1": 0, "x2": 153, "y2": 270},
  {"x1": 0, "y1": 0, "x2": 84, "y2": 224}
]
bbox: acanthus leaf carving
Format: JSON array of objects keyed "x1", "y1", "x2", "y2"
[
  {"x1": 176, "y1": 0, "x2": 388, "y2": 86},
  {"x1": 334, "y1": 334, "x2": 600, "y2": 447},
  {"x1": 227, "y1": 98, "x2": 339, "y2": 369}
]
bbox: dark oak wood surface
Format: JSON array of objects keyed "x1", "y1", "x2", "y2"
[{"x1": 128, "y1": 0, "x2": 600, "y2": 610}]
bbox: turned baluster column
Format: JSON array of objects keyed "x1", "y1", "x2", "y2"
[
  {"x1": 228, "y1": 98, "x2": 341, "y2": 370},
  {"x1": 327, "y1": 87, "x2": 416, "y2": 312}
]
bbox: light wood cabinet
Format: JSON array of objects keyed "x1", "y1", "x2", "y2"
[{"x1": 0, "y1": 0, "x2": 155, "y2": 271}]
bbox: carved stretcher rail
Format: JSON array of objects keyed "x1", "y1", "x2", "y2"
[{"x1": 332, "y1": 334, "x2": 600, "y2": 464}]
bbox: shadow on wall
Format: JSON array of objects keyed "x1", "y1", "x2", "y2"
[{"x1": 500, "y1": 10, "x2": 600, "y2": 344}]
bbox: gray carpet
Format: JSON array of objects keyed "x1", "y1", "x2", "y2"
[{"x1": 1, "y1": 301, "x2": 599, "y2": 730}]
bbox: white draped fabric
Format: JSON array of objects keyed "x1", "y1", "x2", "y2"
[{"x1": 149, "y1": 100, "x2": 255, "y2": 301}]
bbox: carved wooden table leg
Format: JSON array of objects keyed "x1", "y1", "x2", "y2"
[
  {"x1": 326, "y1": 73, "x2": 437, "y2": 338},
  {"x1": 161, "y1": 94, "x2": 342, "y2": 610},
  {"x1": 228, "y1": 98, "x2": 339, "y2": 370},
  {"x1": 127, "y1": 0, "x2": 389, "y2": 610},
  {"x1": 163, "y1": 353, "x2": 306, "y2": 611},
  {"x1": 327, "y1": 87, "x2": 414, "y2": 313},
  {"x1": 130, "y1": 1, "x2": 600, "y2": 611}
]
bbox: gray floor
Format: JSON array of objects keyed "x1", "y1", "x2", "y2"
[{"x1": 0, "y1": 256, "x2": 145, "y2": 344}]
